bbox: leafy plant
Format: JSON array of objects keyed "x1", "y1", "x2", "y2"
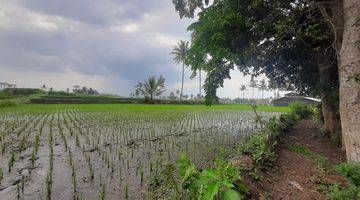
[
  {"x1": 178, "y1": 154, "x2": 247, "y2": 200},
  {"x1": 319, "y1": 163, "x2": 360, "y2": 200},
  {"x1": 335, "y1": 163, "x2": 360, "y2": 187},
  {"x1": 289, "y1": 102, "x2": 313, "y2": 119}
]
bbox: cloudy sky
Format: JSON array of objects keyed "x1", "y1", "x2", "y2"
[{"x1": 0, "y1": 0, "x2": 273, "y2": 99}]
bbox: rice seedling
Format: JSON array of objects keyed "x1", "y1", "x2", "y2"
[
  {"x1": 0, "y1": 167, "x2": 3, "y2": 184},
  {"x1": 0, "y1": 104, "x2": 281, "y2": 199},
  {"x1": 8, "y1": 152, "x2": 15, "y2": 172},
  {"x1": 99, "y1": 183, "x2": 106, "y2": 200}
]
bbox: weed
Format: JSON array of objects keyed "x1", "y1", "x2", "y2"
[{"x1": 250, "y1": 169, "x2": 263, "y2": 181}]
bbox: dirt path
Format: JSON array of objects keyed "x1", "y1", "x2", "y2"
[{"x1": 260, "y1": 119, "x2": 346, "y2": 200}]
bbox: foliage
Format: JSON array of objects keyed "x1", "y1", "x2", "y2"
[
  {"x1": 171, "y1": 40, "x2": 190, "y2": 99},
  {"x1": 239, "y1": 104, "x2": 309, "y2": 169},
  {"x1": 326, "y1": 183, "x2": 360, "y2": 200},
  {"x1": 172, "y1": 0, "x2": 338, "y2": 105},
  {"x1": 46, "y1": 91, "x2": 109, "y2": 98},
  {"x1": 134, "y1": 75, "x2": 166, "y2": 102},
  {"x1": 0, "y1": 99, "x2": 18, "y2": 108},
  {"x1": 71, "y1": 86, "x2": 99, "y2": 95},
  {"x1": 239, "y1": 123, "x2": 277, "y2": 168},
  {"x1": 335, "y1": 163, "x2": 360, "y2": 187},
  {"x1": 0, "y1": 88, "x2": 45, "y2": 99},
  {"x1": 289, "y1": 102, "x2": 313, "y2": 118},
  {"x1": 178, "y1": 155, "x2": 247, "y2": 200},
  {"x1": 318, "y1": 163, "x2": 360, "y2": 200},
  {"x1": 325, "y1": 163, "x2": 360, "y2": 200}
]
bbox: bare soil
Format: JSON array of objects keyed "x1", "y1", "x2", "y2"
[{"x1": 259, "y1": 119, "x2": 346, "y2": 200}]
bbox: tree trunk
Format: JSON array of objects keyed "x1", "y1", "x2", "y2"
[
  {"x1": 199, "y1": 69, "x2": 202, "y2": 97},
  {"x1": 339, "y1": 0, "x2": 360, "y2": 162},
  {"x1": 319, "y1": 64, "x2": 340, "y2": 136},
  {"x1": 181, "y1": 63, "x2": 184, "y2": 100}
]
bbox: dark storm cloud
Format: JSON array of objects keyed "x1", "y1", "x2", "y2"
[{"x1": 0, "y1": 0, "x2": 194, "y2": 95}]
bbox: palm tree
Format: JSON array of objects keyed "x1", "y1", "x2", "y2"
[
  {"x1": 199, "y1": 69, "x2": 202, "y2": 97},
  {"x1": 259, "y1": 79, "x2": 267, "y2": 99},
  {"x1": 248, "y1": 77, "x2": 258, "y2": 99},
  {"x1": 134, "y1": 75, "x2": 166, "y2": 102},
  {"x1": 239, "y1": 85, "x2": 247, "y2": 99},
  {"x1": 171, "y1": 40, "x2": 189, "y2": 100},
  {"x1": 268, "y1": 79, "x2": 277, "y2": 98}
]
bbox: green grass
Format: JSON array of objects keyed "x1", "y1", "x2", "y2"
[{"x1": 0, "y1": 103, "x2": 289, "y2": 113}]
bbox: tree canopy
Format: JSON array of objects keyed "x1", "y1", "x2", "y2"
[
  {"x1": 134, "y1": 75, "x2": 166, "y2": 102},
  {"x1": 173, "y1": 0, "x2": 338, "y2": 105}
]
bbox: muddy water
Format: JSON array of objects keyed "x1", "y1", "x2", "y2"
[{"x1": 0, "y1": 109, "x2": 280, "y2": 200}]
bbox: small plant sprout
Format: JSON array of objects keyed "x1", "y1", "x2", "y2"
[
  {"x1": 0, "y1": 167, "x2": 3, "y2": 184},
  {"x1": 31, "y1": 150, "x2": 36, "y2": 167},
  {"x1": 99, "y1": 183, "x2": 106, "y2": 200},
  {"x1": 124, "y1": 183, "x2": 129, "y2": 200},
  {"x1": 8, "y1": 152, "x2": 15, "y2": 172}
]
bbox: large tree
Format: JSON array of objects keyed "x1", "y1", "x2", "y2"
[
  {"x1": 174, "y1": 0, "x2": 339, "y2": 132},
  {"x1": 339, "y1": 0, "x2": 360, "y2": 162},
  {"x1": 171, "y1": 0, "x2": 360, "y2": 161}
]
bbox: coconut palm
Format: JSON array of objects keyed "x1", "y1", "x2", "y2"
[
  {"x1": 268, "y1": 79, "x2": 277, "y2": 98},
  {"x1": 248, "y1": 77, "x2": 258, "y2": 99},
  {"x1": 171, "y1": 40, "x2": 189, "y2": 100},
  {"x1": 258, "y1": 79, "x2": 267, "y2": 99},
  {"x1": 239, "y1": 85, "x2": 246, "y2": 99},
  {"x1": 134, "y1": 75, "x2": 166, "y2": 102}
]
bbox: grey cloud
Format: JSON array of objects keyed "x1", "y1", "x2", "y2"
[{"x1": 0, "y1": 0, "x2": 194, "y2": 96}]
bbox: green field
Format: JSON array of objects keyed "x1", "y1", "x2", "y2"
[
  {"x1": 0, "y1": 103, "x2": 289, "y2": 113},
  {"x1": 0, "y1": 103, "x2": 286, "y2": 199}
]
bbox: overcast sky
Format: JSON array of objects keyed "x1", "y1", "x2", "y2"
[{"x1": 0, "y1": 0, "x2": 273, "y2": 99}]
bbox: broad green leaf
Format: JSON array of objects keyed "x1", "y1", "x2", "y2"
[
  {"x1": 202, "y1": 169, "x2": 218, "y2": 179},
  {"x1": 221, "y1": 180, "x2": 234, "y2": 188},
  {"x1": 202, "y1": 183, "x2": 219, "y2": 200},
  {"x1": 221, "y1": 189, "x2": 242, "y2": 200},
  {"x1": 193, "y1": 176, "x2": 208, "y2": 188}
]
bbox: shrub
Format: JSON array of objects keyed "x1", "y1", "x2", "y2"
[
  {"x1": 289, "y1": 101, "x2": 313, "y2": 118},
  {"x1": 239, "y1": 132, "x2": 276, "y2": 168},
  {"x1": 0, "y1": 99, "x2": 18, "y2": 108},
  {"x1": 0, "y1": 88, "x2": 44, "y2": 99},
  {"x1": 178, "y1": 155, "x2": 248, "y2": 200}
]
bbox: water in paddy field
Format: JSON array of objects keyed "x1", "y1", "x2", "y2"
[{"x1": 0, "y1": 109, "x2": 280, "y2": 199}]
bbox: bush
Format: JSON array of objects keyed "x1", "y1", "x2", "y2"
[
  {"x1": 178, "y1": 155, "x2": 248, "y2": 200},
  {"x1": 289, "y1": 101, "x2": 313, "y2": 118},
  {"x1": 0, "y1": 99, "x2": 18, "y2": 108},
  {"x1": 0, "y1": 88, "x2": 44, "y2": 99}
]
